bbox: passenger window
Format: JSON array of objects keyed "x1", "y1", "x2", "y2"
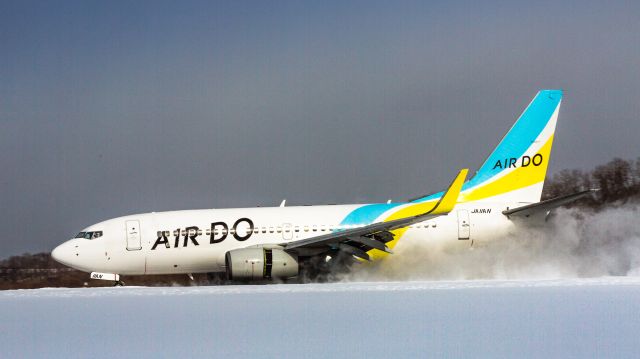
[
  {"x1": 304, "y1": 226, "x2": 309, "y2": 232},
  {"x1": 262, "y1": 227, "x2": 266, "y2": 234},
  {"x1": 294, "y1": 226, "x2": 300, "y2": 233},
  {"x1": 277, "y1": 227, "x2": 282, "y2": 233}
]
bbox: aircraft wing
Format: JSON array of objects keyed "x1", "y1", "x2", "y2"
[
  {"x1": 280, "y1": 169, "x2": 468, "y2": 259},
  {"x1": 502, "y1": 189, "x2": 597, "y2": 218}
]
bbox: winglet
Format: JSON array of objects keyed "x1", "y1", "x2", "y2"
[{"x1": 429, "y1": 169, "x2": 468, "y2": 214}]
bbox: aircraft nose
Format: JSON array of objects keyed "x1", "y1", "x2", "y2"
[
  {"x1": 51, "y1": 245, "x2": 62, "y2": 262},
  {"x1": 51, "y1": 241, "x2": 76, "y2": 267}
]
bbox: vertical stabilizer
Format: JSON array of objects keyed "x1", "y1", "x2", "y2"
[{"x1": 414, "y1": 90, "x2": 563, "y2": 204}]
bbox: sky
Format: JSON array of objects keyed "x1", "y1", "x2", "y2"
[{"x1": 1, "y1": 0, "x2": 639, "y2": 256}]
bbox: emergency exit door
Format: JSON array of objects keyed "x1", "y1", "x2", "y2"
[
  {"x1": 125, "y1": 220, "x2": 142, "y2": 250},
  {"x1": 457, "y1": 210, "x2": 470, "y2": 240},
  {"x1": 282, "y1": 223, "x2": 293, "y2": 240}
]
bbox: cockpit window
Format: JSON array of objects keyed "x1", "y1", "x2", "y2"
[{"x1": 76, "y1": 231, "x2": 103, "y2": 240}]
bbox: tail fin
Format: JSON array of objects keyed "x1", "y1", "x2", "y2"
[
  {"x1": 462, "y1": 89, "x2": 562, "y2": 202},
  {"x1": 414, "y1": 90, "x2": 563, "y2": 204}
]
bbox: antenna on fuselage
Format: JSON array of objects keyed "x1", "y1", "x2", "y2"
[{"x1": 280, "y1": 199, "x2": 286, "y2": 207}]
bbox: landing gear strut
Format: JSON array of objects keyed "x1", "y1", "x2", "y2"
[{"x1": 90, "y1": 272, "x2": 122, "y2": 286}]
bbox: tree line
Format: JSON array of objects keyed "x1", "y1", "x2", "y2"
[
  {"x1": 0, "y1": 253, "x2": 217, "y2": 289},
  {"x1": 543, "y1": 157, "x2": 640, "y2": 207}
]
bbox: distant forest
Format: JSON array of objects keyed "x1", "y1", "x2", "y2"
[
  {"x1": 3, "y1": 156, "x2": 640, "y2": 290},
  {"x1": 543, "y1": 157, "x2": 640, "y2": 207}
]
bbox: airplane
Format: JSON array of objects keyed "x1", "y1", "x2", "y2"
[{"x1": 52, "y1": 89, "x2": 593, "y2": 285}]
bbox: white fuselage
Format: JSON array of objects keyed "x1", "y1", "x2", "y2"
[
  {"x1": 52, "y1": 201, "x2": 522, "y2": 275},
  {"x1": 51, "y1": 90, "x2": 564, "y2": 279}
]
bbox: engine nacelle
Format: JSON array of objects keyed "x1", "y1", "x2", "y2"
[{"x1": 225, "y1": 247, "x2": 298, "y2": 280}]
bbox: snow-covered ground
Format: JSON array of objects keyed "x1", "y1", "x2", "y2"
[{"x1": 2, "y1": 277, "x2": 640, "y2": 358}]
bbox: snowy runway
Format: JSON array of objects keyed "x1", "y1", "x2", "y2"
[{"x1": 2, "y1": 278, "x2": 640, "y2": 358}]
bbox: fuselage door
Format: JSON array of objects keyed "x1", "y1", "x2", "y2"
[
  {"x1": 282, "y1": 223, "x2": 293, "y2": 240},
  {"x1": 125, "y1": 220, "x2": 142, "y2": 250},
  {"x1": 457, "y1": 210, "x2": 470, "y2": 240}
]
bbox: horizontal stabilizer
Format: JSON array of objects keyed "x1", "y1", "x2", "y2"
[{"x1": 502, "y1": 189, "x2": 597, "y2": 217}]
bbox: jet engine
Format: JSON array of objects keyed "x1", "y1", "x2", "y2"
[{"x1": 225, "y1": 247, "x2": 298, "y2": 280}]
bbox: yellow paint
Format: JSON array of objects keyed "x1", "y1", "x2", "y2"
[
  {"x1": 365, "y1": 134, "x2": 555, "y2": 262},
  {"x1": 365, "y1": 134, "x2": 553, "y2": 262},
  {"x1": 367, "y1": 169, "x2": 468, "y2": 260},
  {"x1": 461, "y1": 135, "x2": 554, "y2": 202}
]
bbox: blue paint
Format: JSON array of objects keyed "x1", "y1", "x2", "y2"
[
  {"x1": 413, "y1": 90, "x2": 562, "y2": 203},
  {"x1": 339, "y1": 203, "x2": 404, "y2": 225}
]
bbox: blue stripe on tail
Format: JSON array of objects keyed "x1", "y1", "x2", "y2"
[{"x1": 413, "y1": 89, "x2": 563, "y2": 203}]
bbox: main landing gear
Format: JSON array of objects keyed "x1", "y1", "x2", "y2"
[{"x1": 114, "y1": 280, "x2": 125, "y2": 287}]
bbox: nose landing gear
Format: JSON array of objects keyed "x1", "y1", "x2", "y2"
[{"x1": 90, "y1": 272, "x2": 123, "y2": 286}]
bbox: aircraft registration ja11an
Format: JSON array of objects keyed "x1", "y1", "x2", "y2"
[{"x1": 52, "y1": 89, "x2": 593, "y2": 285}]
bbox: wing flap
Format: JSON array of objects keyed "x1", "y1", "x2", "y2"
[
  {"x1": 339, "y1": 243, "x2": 371, "y2": 261},
  {"x1": 347, "y1": 235, "x2": 391, "y2": 253}
]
